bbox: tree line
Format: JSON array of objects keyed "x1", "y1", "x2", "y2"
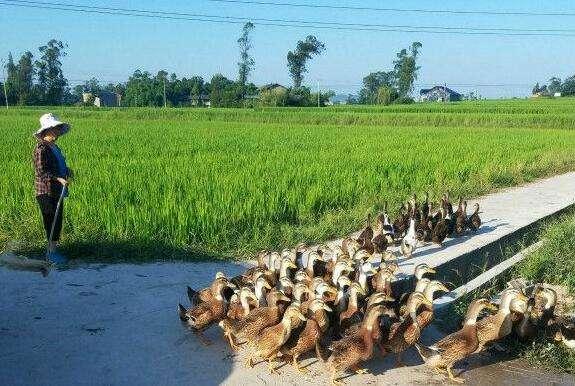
[
  {"x1": 532, "y1": 76, "x2": 575, "y2": 97},
  {"x1": 1, "y1": 23, "x2": 423, "y2": 107}
]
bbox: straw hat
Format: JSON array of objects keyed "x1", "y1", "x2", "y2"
[{"x1": 34, "y1": 113, "x2": 70, "y2": 138}]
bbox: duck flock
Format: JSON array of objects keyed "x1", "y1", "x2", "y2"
[{"x1": 177, "y1": 193, "x2": 571, "y2": 384}]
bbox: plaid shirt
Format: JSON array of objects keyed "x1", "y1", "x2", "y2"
[{"x1": 33, "y1": 141, "x2": 69, "y2": 196}]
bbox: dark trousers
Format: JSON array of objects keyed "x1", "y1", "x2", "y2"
[{"x1": 36, "y1": 194, "x2": 64, "y2": 242}]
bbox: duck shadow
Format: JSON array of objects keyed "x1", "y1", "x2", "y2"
[{"x1": 402, "y1": 220, "x2": 511, "y2": 261}]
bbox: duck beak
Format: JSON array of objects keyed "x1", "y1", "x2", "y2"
[
  {"x1": 323, "y1": 304, "x2": 333, "y2": 312},
  {"x1": 280, "y1": 294, "x2": 291, "y2": 302},
  {"x1": 439, "y1": 283, "x2": 450, "y2": 293},
  {"x1": 385, "y1": 296, "x2": 395, "y2": 302},
  {"x1": 426, "y1": 267, "x2": 436, "y2": 274},
  {"x1": 178, "y1": 303, "x2": 188, "y2": 321}
]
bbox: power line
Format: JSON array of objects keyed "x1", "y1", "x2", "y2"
[
  {"x1": 2, "y1": 0, "x2": 575, "y2": 36},
  {"x1": 207, "y1": 0, "x2": 575, "y2": 17},
  {"x1": 4, "y1": 0, "x2": 575, "y2": 33}
]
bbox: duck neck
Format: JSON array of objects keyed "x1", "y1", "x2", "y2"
[
  {"x1": 332, "y1": 266, "x2": 345, "y2": 285},
  {"x1": 240, "y1": 293, "x2": 252, "y2": 315},
  {"x1": 255, "y1": 283, "x2": 267, "y2": 304},
  {"x1": 358, "y1": 271, "x2": 368, "y2": 291},
  {"x1": 348, "y1": 289, "x2": 359, "y2": 310}
]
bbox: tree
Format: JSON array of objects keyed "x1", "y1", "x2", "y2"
[
  {"x1": 532, "y1": 82, "x2": 540, "y2": 95},
  {"x1": 548, "y1": 77, "x2": 562, "y2": 95},
  {"x1": 287, "y1": 35, "x2": 325, "y2": 87},
  {"x1": 393, "y1": 42, "x2": 422, "y2": 97},
  {"x1": 209, "y1": 74, "x2": 241, "y2": 107},
  {"x1": 376, "y1": 86, "x2": 395, "y2": 105},
  {"x1": 35, "y1": 39, "x2": 68, "y2": 105},
  {"x1": 4, "y1": 53, "x2": 18, "y2": 104},
  {"x1": 358, "y1": 71, "x2": 394, "y2": 104},
  {"x1": 16, "y1": 51, "x2": 34, "y2": 105},
  {"x1": 562, "y1": 76, "x2": 575, "y2": 96},
  {"x1": 237, "y1": 22, "x2": 255, "y2": 88}
]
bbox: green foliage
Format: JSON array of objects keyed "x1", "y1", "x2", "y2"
[
  {"x1": 376, "y1": 86, "x2": 396, "y2": 105},
  {"x1": 358, "y1": 42, "x2": 422, "y2": 104},
  {"x1": 259, "y1": 88, "x2": 288, "y2": 107},
  {"x1": 287, "y1": 35, "x2": 325, "y2": 87},
  {"x1": 35, "y1": 39, "x2": 68, "y2": 105},
  {"x1": 237, "y1": 22, "x2": 255, "y2": 87},
  {"x1": 2, "y1": 99, "x2": 575, "y2": 260},
  {"x1": 517, "y1": 214, "x2": 575, "y2": 293},
  {"x1": 394, "y1": 42, "x2": 422, "y2": 97}
]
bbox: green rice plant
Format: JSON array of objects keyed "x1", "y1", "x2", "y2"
[{"x1": 2, "y1": 98, "x2": 575, "y2": 261}]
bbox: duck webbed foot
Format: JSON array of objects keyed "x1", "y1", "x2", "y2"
[{"x1": 447, "y1": 367, "x2": 465, "y2": 383}]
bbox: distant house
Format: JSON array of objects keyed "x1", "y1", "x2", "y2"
[
  {"x1": 190, "y1": 94, "x2": 210, "y2": 107},
  {"x1": 420, "y1": 86, "x2": 462, "y2": 102},
  {"x1": 94, "y1": 91, "x2": 121, "y2": 107},
  {"x1": 259, "y1": 83, "x2": 288, "y2": 93}
]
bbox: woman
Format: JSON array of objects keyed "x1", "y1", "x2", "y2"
[{"x1": 33, "y1": 113, "x2": 72, "y2": 263}]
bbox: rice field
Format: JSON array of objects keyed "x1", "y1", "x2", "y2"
[{"x1": 2, "y1": 98, "x2": 575, "y2": 260}]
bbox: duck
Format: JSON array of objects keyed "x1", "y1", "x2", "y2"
[
  {"x1": 278, "y1": 256, "x2": 297, "y2": 281},
  {"x1": 393, "y1": 202, "x2": 410, "y2": 239},
  {"x1": 226, "y1": 287, "x2": 259, "y2": 321},
  {"x1": 325, "y1": 305, "x2": 387, "y2": 385},
  {"x1": 421, "y1": 192, "x2": 430, "y2": 220},
  {"x1": 179, "y1": 276, "x2": 237, "y2": 332},
  {"x1": 370, "y1": 267, "x2": 396, "y2": 295},
  {"x1": 278, "y1": 277, "x2": 294, "y2": 297},
  {"x1": 186, "y1": 272, "x2": 227, "y2": 306},
  {"x1": 431, "y1": 207, "x2": 449, "y2": 245},
  {"x1": 246, "y1": 304, "x2": 307, "y2": 374},
  {"x1": 218, "y1": 289, "x2": 290, "y2": 350},
  {"x1": 412, "y1": 280, "x2": 450, "y2": 328},
  {"x1": 548, "y1": 315, "x2": 575, "y2": 350},
  {"x1": 415, "y1": 298, "x2": 497, "y2": 383},
  {"x1": 355, "y1": 261, "x2": 377, "y2": 294},
  {"x1": 455, "y1": 200, "x2": 468, "y2": 236},
  {"x1": 382, "y1": 292, "x2": 433, "y2": 367},
  {"x1": 475, "y1": 289, "x2": 528, "y2": 352},
  {"x1": 232, "y1": 251, "x2": 270, "y2": 287},
  {"x1": 397, "y1": 264, "x2": 436, "y2": 317},
  {"x1": 281, "y1": 299, "x2": 333, "y2": 373},
  {"x1": 331, "y1": 260, "x2": 354, "y2": 287},
  {"x1": 467, "y1": 203, "x2": 481, "y2": 231},
  {"x1": 400, "y1": 216, "x2": 418, "y2": 258},
  {"x1": 515, "y1": 285, "x2": 558, "y2": 341},
  {"x1": 375, "y1": 202, "x2": 395, "y2": 243},
  {"x1": 357, "y1": 213, "x2": 374, "y2": 245},
  {"x1": 254, "y1": 276, "x2": 273, "y2": 307},
  {"x1": 531, "y1": 285, "x2": 557, "y2": 326},
  {"x1": 339, "y1": 282, "x2": 367, "y2": 333}
]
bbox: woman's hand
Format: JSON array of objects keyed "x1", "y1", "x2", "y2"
[{"x1": 56, "y1": 177, "x2": 68, "y2": 186}]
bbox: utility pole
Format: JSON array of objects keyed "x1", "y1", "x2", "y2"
[
  {"x1": 163, "y1": 78, "x2": 167, "y2": 108},
  {"x1": 317, "y1": 79, "x2": 320, "y2": 107},
  {"x1": 1, "y1": 59, "x2": 8, "y2": 109}
]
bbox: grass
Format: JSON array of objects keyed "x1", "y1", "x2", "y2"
[
  {"x1": 512, "y1": 214, "x2": 575, "y2": 373},
  {"x1": 443, "y1": 213, "x2": 575, "y2": 372},
  {"x1": 3, "y1": 98, "x2": 575, "y2": 261}
]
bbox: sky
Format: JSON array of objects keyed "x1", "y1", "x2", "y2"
[{"x1": 1, "y1": 0, "x2": 574, "y2": 98}]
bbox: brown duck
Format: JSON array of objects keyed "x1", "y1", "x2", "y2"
[
  {"x1": 325, "y1": 305, "x2": 387, "y2": 385},
  {"x1": 281, "y1": 299, "x2": 333, "y2": 373},
  {"x1": 415, "y1": 299, "x2": 497, "y2": 383}
]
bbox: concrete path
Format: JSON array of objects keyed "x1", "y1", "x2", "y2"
[
  {"x1": 358, "y1": 171, "x2": 575, "y2": 279},
  {"x1": 2, "y1": 172, "x2": 575, "y2": 386},
  {"x1": 1, "y1": 262, "x2": 574, "y2": 386}
]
